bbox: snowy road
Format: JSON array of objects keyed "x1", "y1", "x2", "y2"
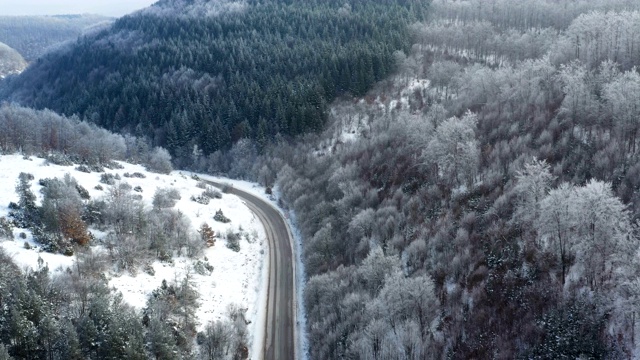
[{"x1": 206, "y1": 181, "x2": 296, "y2": 360}]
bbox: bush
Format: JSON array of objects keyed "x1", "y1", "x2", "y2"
[
  {"x1": 84, "y1": 200, "x2": 107, "y2": 225},
  {"x1": 75, "y1": 184, "x2": 91, "y2": 199},
  {"x1": 103, "y1": 161, "x2": 124, "y2": 170},
  {"x1": 153, "y1": 187, "x2": 181, "y2": 209},
  {"x1": 46, "y1": 153, "x2": 73, "y2": 166},
  {"x1": 193, "y1": 259, "x2": 214, "y2": 275},
  {"x1": 134, "y1": 186, "x2": 143, "y2": 193},
  {"x1": 144, "y1": 263, "x2": 156, "y2": 276},
  {"x1": 100, "y1": 173, "x2": 117, "y2": 185},
  {"x1": 94, "y1": 184, "x2": 104, "y2": 191},
  {"x1": 226, "y1": 230, "x2": 241, "y2": 252},
  {"x1": 214, "y1": 209, "x2": 230, "y2": 223},
  {"x1": 190, "y1": 194, "x2": 210, "y2": 205},
  {"x1": 124, "y1": 172, "x2": 147, "y2": 179},
  {"x1": 203, "y1": 187, "x2": 222, "y2": 199},
  {"x1": 0, "y1": 217, "x2": 13, "y2": 239},
  {"x1": 146, "y1": 147, "x2": 173, "y2": 174},
  {"x1": 89, "y1": 164, "x2": 105, "y2": 172},
  {"x1": 76, "y1": 165, "x2": 91, "y2": 173},
  {"x1": 221, "y1": 183, "x2": 234, "y2": 193}
]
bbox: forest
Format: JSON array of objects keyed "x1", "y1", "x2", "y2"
[
  {"x1": 0, "y1": 0, "x2": 427, "y2": 161},
  {"x1": 195, "y1": 0, "x2": 640, "y2": 358},
  {"x1": 4, "y1": 0, "x2": 640, "y2": 358}
]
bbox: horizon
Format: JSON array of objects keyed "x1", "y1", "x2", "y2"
[{"x1": 0, "y1": 0, "x2": 157, "y2": 17}]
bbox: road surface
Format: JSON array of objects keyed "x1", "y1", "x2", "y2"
[{"x1": 205, "y1": 181, "x2": 296, "y2": 360}]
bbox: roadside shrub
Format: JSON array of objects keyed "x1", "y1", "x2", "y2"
[
  {"x1": 203, "y1": 187, "x2": 222, "y2": 199},
  {"x1": 221, "y1": 183, "x2": 234, "y2": 193}
]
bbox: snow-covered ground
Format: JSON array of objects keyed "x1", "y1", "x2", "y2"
[{"x1": 0, "y1": 154, "x2": 268, "y2": 356}]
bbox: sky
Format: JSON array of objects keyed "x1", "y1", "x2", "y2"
[{"x1": 0, "y1": 0, "x2": 157, "y2": 17}]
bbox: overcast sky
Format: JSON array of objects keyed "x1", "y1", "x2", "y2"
[{"x1": 0, "y1": 0, "x2": 157, "y2": 17}]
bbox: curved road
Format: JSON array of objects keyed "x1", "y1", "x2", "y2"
[{"x1": 205, "y1": 181, "x2": 296, "y2": 360}]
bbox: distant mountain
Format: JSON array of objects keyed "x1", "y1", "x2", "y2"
[
  {"x1": 0, "y1": 41, "x2": 27, "y2": 78},
  {"x1": 0, "y1": 14, "x2": 112, "y2": 61},
  {"x1": 0, "y1": 0, "x2": 427, "y2": 159}
]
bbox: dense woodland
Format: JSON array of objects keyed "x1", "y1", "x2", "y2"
[
  {"x1": 5, "y1": 0, "x2": 640, "y2": 359},
  {"x1": 0, "y1": 0, "x2": 426, "y2": 160}
]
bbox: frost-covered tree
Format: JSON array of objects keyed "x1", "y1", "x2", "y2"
[
  {"x1": 537, "y1": 183, "x2": 577, "y2": 285},
  {"x1": 147, "y1": 147, "x2": 173, "y2": 174},
  {"x1": 537, "y1": 180, "x2": 634, "y2": 290},
  {"x1": 425, "y1": 111, "x2": 479, "y2": 187},
  {"x1": 198, "y1": 320, "x2": 233, "y2": 360},
  {"x1": 557, "y1": 61, "x2": 599, "y2": 133},
  {"x1": 40, "y1": 175, "x2": 91, "y2": 247},
  {"x1": 573, "y1": 180, "x2": 633, "y2": 290},
  {"x1": 14, "y1": 172, "x2": 38, "y2": 227},
  {"x1": 604, "y1": 69, "x2": 640, "y2": 154},
  {"x1": 514, "y1": 159, "x2": 555, "y2": 227}
]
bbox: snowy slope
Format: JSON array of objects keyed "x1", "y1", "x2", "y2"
[
  {"x1": 0, "y1": 154, "x2": 267, "y2": 354},
  {"x1": 0, "y1": 41, "x2": 27, "y2": 78}
]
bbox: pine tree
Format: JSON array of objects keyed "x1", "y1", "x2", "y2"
[{"x1": 199, "y1": 223, "x2": 216, "y2": 247}]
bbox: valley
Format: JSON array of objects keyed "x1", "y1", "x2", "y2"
[{"x1": 3, "y1": 0, "x2": 640, "y2": 359}]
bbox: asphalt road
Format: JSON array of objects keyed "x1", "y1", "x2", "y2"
[{"x1": 205, "y1": 181, "x2": 296, "y2": 360}]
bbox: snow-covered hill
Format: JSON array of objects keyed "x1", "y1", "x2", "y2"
[
  {"x1": 0, "y1": 154, "x2": 267, "y2": 356},
  {"x1": 0, "y1": 41, "x2": 27, "y2": 78}
]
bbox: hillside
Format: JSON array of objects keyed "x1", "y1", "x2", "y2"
[
  {"x1": 211, "y1": 0, "x2": 640, "y2": 358},
  {"x1": 0, "y1": 15, "x2": 111, "y2": 61},
  {"x1": 0, "y1": 154, "x2": 268, "y2": 359},
  {"x1": 0, "y1": 0, "x2": 427, "y2": 159},
  {"x1": 0, "y1": 41, "x2": 27, "y2": 78}
]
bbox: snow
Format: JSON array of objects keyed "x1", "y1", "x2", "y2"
[
  {"x1": 0, "y1": 154, "x2": 267, "y2": 356},
  {"x1": 2, "y1": 229, "x2": 75, "y2": 273},
  {"x1": 192, "y1": 174, "x2": 309, "y2": 360}
]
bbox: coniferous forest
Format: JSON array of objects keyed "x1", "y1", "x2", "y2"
[{"x1": 1, "y1": 0, "x2": 426, "y2": 158}]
